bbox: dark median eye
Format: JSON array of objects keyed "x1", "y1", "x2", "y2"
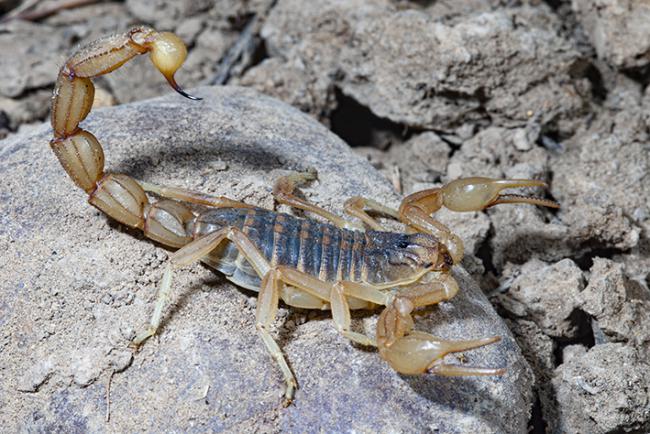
[{"x1": 397, "y1": 240, "x2": 409, "y2": 249}]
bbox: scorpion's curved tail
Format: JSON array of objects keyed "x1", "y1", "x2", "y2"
[{"x1": 50, "y1": 26, "x2": 202, "y2": 248}]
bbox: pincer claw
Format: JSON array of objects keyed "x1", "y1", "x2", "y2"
[
  {"x1": 377, "y1": 296, "x2": 506, "y2": 376},
  {"x1": 441, "y1": 177, "x2": 560, "y2": 212},
  {"x1": 379, "y1": 329, "x2": 506, "y2": 376}
]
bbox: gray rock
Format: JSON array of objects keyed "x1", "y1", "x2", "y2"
[
  {"x1": 579, "y1": 258, "x2": 650, "y2": 354},
  {"x1": 0, "y1": 89, "x2": 51, "y2": 130},
  {"x1": 504, "y1": 319, "x2": 557, "y2": 430},
  {"x1": 495, "y1": 259, "x2": 585, "y2": 338},
  {"x1": 511, "y1": 128, "x2": 533, "y2": 152},
  {"x1": 447, "y1": 127, "x2": 551, "y2": 181},
  {"x1": 16, "y1": 358, "x2": 56, "y2": 393},
  {"x1": 125, "y1": 0, "x2": 214, "y2": 30},
  {"x1": 416, "y1": 0, "x2": 512, "y2": 20},
  {"x1": 398, "y1": 132, "x2": 450, "y2": 182},
  {"x1": 561, "y1": 344, "x2": 587, "y2": 364},
  {"x1": 615, "y1": 237, "x2": 650, "y2": 298},
  {"x1": 552, "y1": 343, "x2": 650, "y2": 434},
  {"x1": 0, "y1": 20, "x2": 68, "y2": 98},
  {"x1": 1, "y1": 86, "x2": 532, "y2": 432},
  {"x1": 353, "y1": 131, "x2": 451, "y2": 191},
  {"x1": 257, "y1": 0, "x2": 586, "y2": 132},
  {"x1": 238, "y1": 57, "x2": 338, "y2": 124},
  {"x1": 552, "y1": 107, "x2": 648, "y2": 251},
  {"x1": 125, "y1": 0, "x2": 272, "y2": 31},
  {"x1": 602, "y1": 67, "x2": 645, "y2": 111},
  {"x1": 572, "y1": 0, "x2": 650, "y2": 70},
  {"x1": 0, "y1": 0, "x2": 19, "y2": 14},
  {"x1": 0, "y1": 3, "x2": 139, "y2": 98}
]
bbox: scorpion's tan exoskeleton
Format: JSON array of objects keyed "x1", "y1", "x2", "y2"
[{"x1": 50, "y1": 27, "x2": 559, "y2": 404}]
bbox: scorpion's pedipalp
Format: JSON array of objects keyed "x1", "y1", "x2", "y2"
[
  {"x1": 489, "y1": 193, "x2": 561, "y2": 209},
  {"x1": 376, "y1": 274, "x2": 504, "y2": 376},
  {"x1": 440, "y1": 177, "x2": 560, "y2": 212},
  {"x1": 430, "y1": 357, "x2": 507, "y2": 377},
  {"x1": 380, "y1": 330, "x2": 505, "y2": 376},
  {"x1": 397, "y1": 177, "x2": 559, "y2": 263}
]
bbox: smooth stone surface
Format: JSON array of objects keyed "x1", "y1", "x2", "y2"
[{"x1": 0, "y1": 86, "x2": 532, "y2": 432}]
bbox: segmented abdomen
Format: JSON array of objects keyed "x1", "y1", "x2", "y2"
[{"x1": 191, "y1": 208, "x2": 366, "y2": 290}]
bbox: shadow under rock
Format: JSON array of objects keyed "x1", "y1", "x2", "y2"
[
  {"x1": 111, "y1": 136, "x2": 289, "y2": 181},
  {"x1": 496, "y1": 230, "x2": 633, "y2": 272},
  {"x1": 494, "y1": 230, "x2": 580, "y2": 267}
]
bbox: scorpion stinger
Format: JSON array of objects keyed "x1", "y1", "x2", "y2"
[
  {"x1": 132, "y1": 27, "x2": 202, "y2": 101},
  {"x1": 166, "y1": 76, "x2": 202, "y2": 101}
]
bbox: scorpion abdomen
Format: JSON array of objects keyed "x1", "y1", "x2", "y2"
[{"x1": 192, "y1": 208, "x2": 367, "y2": 291}]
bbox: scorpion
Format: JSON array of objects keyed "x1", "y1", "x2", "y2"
[{"x1": 49, "y1": 26, "x2": 559, "y2": 404}]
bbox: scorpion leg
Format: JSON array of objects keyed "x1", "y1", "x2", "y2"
[
  {"x1": 273, "y1": 171, "x2": 363, "y2": 230},
  {"x1": 256, "y1": 268, "x2": 298, "y2": 404},
  {"x1": 343, "y1": 196, "x2": 400, "y2": 231},
  {"x1": 138, "y1": 180, "x2": 254, "y2": 209},
  {"x1": 398, "y1": 177, "x2": 559, "y2": 263},
  {"x1": 132, "y1": 226, "x2": 269, "y2": 345},
  {"x1": 267, "y1": 268, "x2": 501, "y2": 375},
  {"x1": 131, "y1": 226, "x2": 298, "y2": 403},
  {"x1": 331, "y1": 284, "x2": 376, "y2": 346},
  {"x1": 376, "y1": 273, "x2": 505, "y2": 376},
  {"x1": 276, "y1": 267, "x2": 387, "y2": 347},
  {"x1": 329, "y1": 280, "x2": 389, "y2": 346}
]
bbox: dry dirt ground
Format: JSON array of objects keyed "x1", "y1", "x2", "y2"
[{"x1": 1, "y1": 0, "x2": 649, "y2": 433}]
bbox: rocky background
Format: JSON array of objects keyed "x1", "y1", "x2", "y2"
[{"x1": 1, "y1": 0, "x2": 649, "y2": 433}]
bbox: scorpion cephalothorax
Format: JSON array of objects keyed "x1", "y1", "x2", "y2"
[{"x1": 50, "y1": 27, "x2": 559, "y2": 404}]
